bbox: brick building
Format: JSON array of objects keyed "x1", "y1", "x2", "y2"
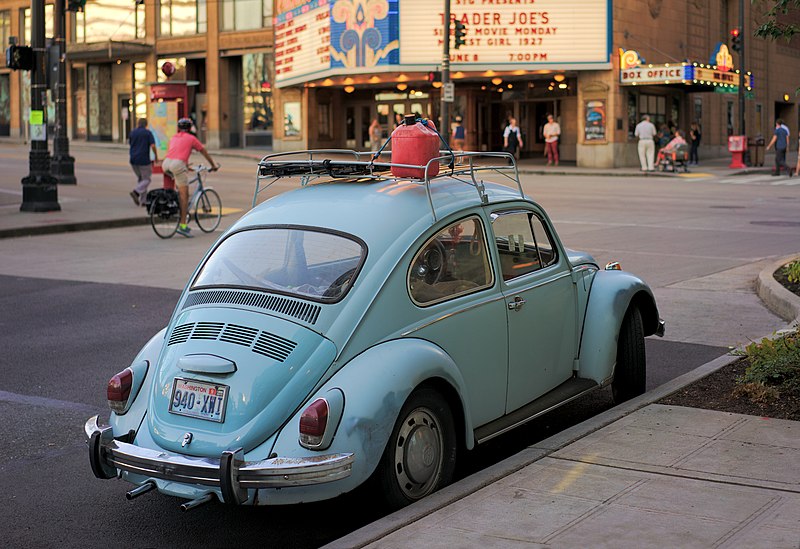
[{"x1": 0, "y1": 0, "x2": 798, "y2": 167}]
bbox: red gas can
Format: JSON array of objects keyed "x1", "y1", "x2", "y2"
[{"x1": 391, "y1": 115, "x2": 440, "y2": 179}]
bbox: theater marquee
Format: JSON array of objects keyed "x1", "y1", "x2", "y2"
[{"x1": 275, "y1": 0, "x2": 611, "y2": 87}]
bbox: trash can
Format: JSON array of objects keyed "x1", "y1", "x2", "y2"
[{"x1": 747, "y1": 135, "x2": 765, "y2": 167}]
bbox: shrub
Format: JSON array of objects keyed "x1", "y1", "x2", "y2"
[
  {"x1": 784, "y1": 260, "x2": 800, "y2": 284},
  {"x1": 736, "y1": 330, "x2": 800, "y2": 398}
]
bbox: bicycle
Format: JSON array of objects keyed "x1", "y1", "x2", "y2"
[{"x1": 149, "y1": 164, "x2": 222, "y2": 239}]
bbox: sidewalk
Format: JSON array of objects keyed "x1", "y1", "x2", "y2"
[{"x1": 0, "y1": 139, "x2": 775, "y2": 239}]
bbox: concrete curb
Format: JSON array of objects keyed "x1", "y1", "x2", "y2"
[
  {"x1": 755, "y1": 254, "x2": 800, "y2": 324},
  {"x1": 0, "y1": 216, "x2": 149, "y2": 239},
  {"x1": 323, "y1": 350, "x2": 742, "y2": 549}
]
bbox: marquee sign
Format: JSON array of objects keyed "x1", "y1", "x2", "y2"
[
  {"x1": 275, "y1": 0, "x2": 611, "y2": 87},
  {"x1": 618, "y1": 49, "x2": 753, "y2": 91}
]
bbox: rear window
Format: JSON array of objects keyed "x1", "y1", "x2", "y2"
[{"x1": 192, "y1": 228, "x2": 366, "y2": 303}]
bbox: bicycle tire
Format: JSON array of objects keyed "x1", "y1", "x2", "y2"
[
  {"x1": 195, "y1": 188, "x2": 222, "y2": 233},
  {"x1": 150, "y1": 201, "x2": 179, "y2": 239}
]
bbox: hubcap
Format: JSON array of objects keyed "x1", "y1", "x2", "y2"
[{"x1": 394, "y1": 407, "x2": 443, "y2": 499}]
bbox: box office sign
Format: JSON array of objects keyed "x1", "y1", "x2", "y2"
[
  {"x1": 620, "y1": 64, "x2": 688, "y2": 85},
  {"x1": 275, "y1": 0, "x2": 610, "y2": 87}
]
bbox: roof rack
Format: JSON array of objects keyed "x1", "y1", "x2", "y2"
[{"x1": 253, "y1": 149, "x2": 524, "y2": 221}]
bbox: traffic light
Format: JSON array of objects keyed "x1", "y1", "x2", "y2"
[
  {"x1": 426, "y1": 71, "x2": 442, "y2": 83},
  {"x1": 5, "y1": 45, "x2": 34, "y2": 71},
  {"x1": 453, "y1": 20, "x2": 467, "y2": 49},
  {"x1": 730, "y1": 28, "x2": 742, "y2": 53},
  {"x1": 67, "y1": 0, "x2": 87, "y2": 12}
]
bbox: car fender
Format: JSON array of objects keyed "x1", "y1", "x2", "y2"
[
  {"x1": 265, "y1": 338, "x2": 473, "y2": 503},
  {"x1": 109, "y1": 328, "x2": 167, "y2": 437},
  {"x1": 579, "y1": 271, "x2": 659, "y2": 384}
]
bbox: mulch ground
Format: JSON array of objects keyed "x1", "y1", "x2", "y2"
[{"x1": 658, "y1": 264, "x2": 800, "y2": 421}]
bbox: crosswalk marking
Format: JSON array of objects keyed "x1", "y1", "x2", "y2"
[{"x1": 688, "y1": 174, "x2": 800, "y2": 186}]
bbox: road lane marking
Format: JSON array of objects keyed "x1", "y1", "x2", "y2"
[{"x1": 0, "y1": 389, "x2": 100, "y2": 414}]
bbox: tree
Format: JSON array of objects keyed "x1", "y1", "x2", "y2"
[{"x1": 755, "y1": 0, "x2": 800, "y2": 41}]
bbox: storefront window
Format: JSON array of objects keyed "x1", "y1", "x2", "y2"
[
  {"x1": 726, "y1": 101, "x2": 734, "y2": 136},
  {"x1": 220, "y1": 0, "x2": 272, "y2": 31},
  {"x1": 693, "y1": 97, "x2": 702, "y2": 126},
  {"x1": 243, "y1": 52, "x2": 273, "y2": 145},
  {"x1": 72, "y1": 0, "x2": 145, "y2": 43},
  {"x1": 23, "y1": 5, "x2": 54, "y2": 42},
  {"x1": 638, "y1": 93, "x2": 666, "y2": 129},
  {"x1": 160, "y1": 0, "x2": 207, "y2": 36},
  {"x1": 0, "y1": 11, "x2": 11, "y2": 60},
  {"x1": 133, "y1": 62, "x2": 148, "y2": 122},
  {"x1": 318, "y1": 103, "x2": 331, "y2": 138},
  {"x1": 0, "y1": 74, "x2": 10, "y2": 136},
  {"x1": 627, "y1": 93, "x2": 637, "y2": 139}
]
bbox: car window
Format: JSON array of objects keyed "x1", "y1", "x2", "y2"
[
  {"x1": 491, "y1": 210, "x2": 557, "y2": 281},
  {"x1": 408, "y1": 217, "x2": 493, "y2": 306},
  {"x1": 192, "y1": 228, "x2": 366, "y2": 303}
]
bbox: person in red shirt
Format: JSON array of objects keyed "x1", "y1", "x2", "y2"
[{"x1": 161, "y1": 118, "x2": 219, "y2": 237}]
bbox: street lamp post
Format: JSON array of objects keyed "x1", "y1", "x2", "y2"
[
  {"x1": 51, "y1": 0, "x2": 76, "y2": 185},
  {"x1": 20, "y1": 0, "x2": 60, "y2": 212},
  {"x1": 738, "y1": 0, "x2": 745, "y2": 138}
]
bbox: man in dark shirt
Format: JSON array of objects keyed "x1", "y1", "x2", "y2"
[
  {"x1": 129, "y1": 118, "x2": 158, "y2": 205},
  {"x1": 766, "y1": 118, "x2": 791, "y2": 176}
]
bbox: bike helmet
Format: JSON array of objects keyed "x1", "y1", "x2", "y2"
[{"x1": 177, "y1": 117, "x2": 193, "y2": 131}]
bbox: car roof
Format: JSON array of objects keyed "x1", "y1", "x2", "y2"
[{"x1": 237, "y1": 177, "x2": 527, "y2": 250}]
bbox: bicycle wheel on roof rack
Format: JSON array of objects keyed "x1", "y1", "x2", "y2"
[
  {"x1": 150, "y1": 198, "x2": 179, "y2": 239},
  {"x1": 195, "y1": 188, "x2": 222, "y2": 233}
]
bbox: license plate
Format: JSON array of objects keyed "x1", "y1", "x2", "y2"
[{"x1": 169, "y1": 378, "x2": 229, "y2": 423}]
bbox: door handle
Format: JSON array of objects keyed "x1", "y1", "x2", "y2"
[{"x1": 507, "y1": 296, "x2": 526, "y2": 311}]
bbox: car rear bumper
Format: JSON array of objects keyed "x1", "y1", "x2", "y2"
[{"x1": 85, "y1": 415, "x2": 354, "y2": 504}]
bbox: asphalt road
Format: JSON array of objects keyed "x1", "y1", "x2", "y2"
[{"x1": 0, "y1": 275, "x2": 725, "y2": 549}]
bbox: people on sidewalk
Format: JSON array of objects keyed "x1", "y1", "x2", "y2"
[
  {"x1": 503, "y1": 117, "x2": 523, "y2": 159},
  {"x1": 452, "y1": 116, "x2": 466, "y2": 151},
  {"x1": 655, "y1": 129, "x2": 687, "y2": 168},
  {"x1": 162, "y1": 118, "x2": 219, "y2": 238},
  {"x1": 634, "y1": 115, "x2": 657, "y2": 171},
  {"x1": 128, "y1": 118, "x2": 157, "y2": 206},
  {"x1": 369, "y1": 119, "x2": 383, "y2": 152},
  {"x1": 766, "y1": 118, "x2": 791, "y2": 176},
  {"x1": 543, "y1": 114, "x2": 561, "y2": 166},
  {"x1": 689, "y1": 122, "x2": 701, "y2": 165}
]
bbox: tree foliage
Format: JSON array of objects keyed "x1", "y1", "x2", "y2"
[{"x1": 755, "y1": 0, "x2": 800, "y2": 41}]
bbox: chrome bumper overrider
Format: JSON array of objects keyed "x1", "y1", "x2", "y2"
[
  {"x1": 85, "y1": 416, "x2": 354, "y2": 504},
  {"x1": 656, "y1": 318, "x2": 666, "y2": 337}
]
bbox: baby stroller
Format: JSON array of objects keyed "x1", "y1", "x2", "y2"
[{"x1": 657, "y1": 143, "x2": 690, "y2": 173}]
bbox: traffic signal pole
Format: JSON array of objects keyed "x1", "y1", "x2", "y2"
[
  {"x1": 21, "y1": 0, "x2": 60, "y2": 212},
  {"x1": 738, "y1": 0, "x2": 745, "y2": 138},
  {"x1": 51, "y1": 0, "x2": 76, "y2": 185},
  {"x1": 440, "y1": 0, "x2": 451, "y2": 145}
]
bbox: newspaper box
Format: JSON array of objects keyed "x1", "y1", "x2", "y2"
[{"x1": 728, "y1": 135, "x2": 747, "y2": 169}]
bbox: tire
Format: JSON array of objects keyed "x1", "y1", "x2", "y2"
[
  {"x1": 195, "y1": 189, "x2": 222, "y2": 233},
  {"x1": 612, "y1": 306, "x2": 646, "y2": 404},
  {"x1": 150, "y1": 201, "x2": 179, "y2": 239},
  {"x1": 374, "y1": 387, "x2": 457, "y2": 510}
]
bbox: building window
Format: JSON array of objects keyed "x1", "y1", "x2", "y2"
[
  {"x1": 243, "y1": 52, "x2": 273, "y2": 135},
  {"x1": 633, "y1": 93, "x2": 667, "y2": 135},
  {"x1": 220, "y1": 0, "x2": 272, "y2": 31},
  {"x1": 72, "y1": 0, "x2": 145, "y2": 43},
  {"x1": 726, "y1": 101, "x2": 734, "y2": 136},
  {"x1": 23, "y1": 5, "x2": 54, "y2": 42},
  {"x1": 0, "y1": 11, "x2": 11, "y2": 60},
  {"x1": 318, "y1": 103, "x2": 331, "y2": 138},
  {"x1": 756, "y1": 103, "x2": 763, "y2": 136},
  {"x1": 693, "y1": 96, "x2": 702, "y2": 125},
  {"x1": 627, "y1": 93, "x2": 637, "y2": 139},
  {"x1": 160, "y1": 0, "x2": 206, "y2": 36}
]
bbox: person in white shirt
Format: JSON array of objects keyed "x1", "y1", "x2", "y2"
[
  {"x1": 634, "y1": 115, "x2": 658, "y2": 171},
  {"x1": 543, "y1": 114, "x2": 561, "y2": 166}
]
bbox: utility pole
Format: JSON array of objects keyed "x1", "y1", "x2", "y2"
[
  {"x1": 21, "y1": 0, "x2": 60, "y2": 212},
  {"x1": 738, "y1": 0, "x2": 745, "y2": 137},
  {"x1": 51, "y1": 0, "x2": 76, "y2": 184},
  {"x1": 440, "y1": 0, "x2": 450, "y2": 144}
]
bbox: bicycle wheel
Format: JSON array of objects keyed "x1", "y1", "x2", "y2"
[
  {"x1": 150, "y1": 202, "x2": 179, "y2": 239},
  {"x1": 195, "y1": 188, "x2": 222, "y2": 233}
]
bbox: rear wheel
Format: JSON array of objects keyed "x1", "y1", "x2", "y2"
[
  {"x1": 195, "y1": 189, "x2": 222, "y2": 233},
  {"x1": 150, "y1": 201, "x2": 179, "y2": 239},
  {"x1": 375, "y1": 387, "x2": 457, "y2": 510},
  {"x1": 612, "y1": 305, "x2": 646, "y2": 403}
]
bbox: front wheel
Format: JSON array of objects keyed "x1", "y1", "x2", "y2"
[
  {"x1": 374, "y1": 387, "x2": 457, "y2": 511},
  {"x1": 612, "y1": 305, "x2": 646, "y2": 403},
  {"x1": 150, "y1": 201, "x2": 179, "y2": 239},
  {"x1": 195, "y1": 189, "x2": 222, "y2": 233}
]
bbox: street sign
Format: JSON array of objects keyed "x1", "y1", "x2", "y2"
[
  {"x1": 30, "y1": 124, "x2": 46, "y2": 141},
  {"x1": 443, "y1": 82, "x2": 455, "y2": 103}
]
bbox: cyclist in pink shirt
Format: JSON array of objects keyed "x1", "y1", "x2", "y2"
[{"x1": 161, "y1": 118, "x2": 219, "y2": 237}]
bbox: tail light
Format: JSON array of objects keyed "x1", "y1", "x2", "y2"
[
  {"x1": 108, "y1": 368, "x2": 134, "y2": 413},
  {"x1": 299, "y1": 398, "x2": 329, "y2": 448}
]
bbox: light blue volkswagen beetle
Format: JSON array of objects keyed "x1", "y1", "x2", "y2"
[{"x1": 86, "y1": 150, "x2": 664, "y2": 511}]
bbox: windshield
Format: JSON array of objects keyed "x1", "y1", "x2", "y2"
[{"x1": 193, "y1": 228, "x2": 366, "y2": 302}]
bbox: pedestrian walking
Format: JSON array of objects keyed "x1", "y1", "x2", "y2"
[
  {"x1": 369, "y1": 118, "x2": 383, "y2": 152},
  {"x1": 689, "y1": 122, "x2": 701, "y2": 165},
  {"x1": 634, "y1": 115, "x2": 658, "y2": 171},
  {"x1": 543, "y1": 114, "x2": 561, "y2": 166},
  {"x1": 452, "y1": 116, "x2": 466, "y2": 150},
  {"x1": 795, "y1": 131, "x2": 800, "y2": 177},
  {"x1": 503, "y1": 117, "x2": 523, "y2": 159},
  {"x1": 161, "y1": 118, "x2": 219, "y2": 238},
  {"x1": 128, "y1": 118, "x2": 157, "y2": 206},
  {"x1": 766, "y1": 118, "x2": 791, "y2": 176}
]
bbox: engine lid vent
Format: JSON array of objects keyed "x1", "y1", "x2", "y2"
[
  {"x1": 183, "y1": 290, "x2": 321, "y2": 325},
  {"x1": 166, "y1": 322, "x2": 297, "y2": 363}
]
